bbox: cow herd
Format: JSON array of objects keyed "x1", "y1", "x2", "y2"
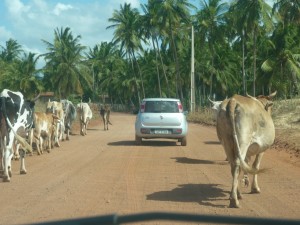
[
  {"x1": 0, "y1": 89, "x2": 110, "y2": 183},
  {"x1": 0, "y1": 87, "x2": 278, "y2": 208}
]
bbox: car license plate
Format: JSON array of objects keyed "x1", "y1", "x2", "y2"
[{"x1": 155, "y1": 130, "x2": 169, "y2": 134}]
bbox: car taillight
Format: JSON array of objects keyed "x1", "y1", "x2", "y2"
[
  {"x1": 173, "y1": 128, "x2": 182, "y2": 134},
  {"x1": 141, "y1": 128, "x2": 150, "y2": 134},
  {"x1": 140, "y1": 103, "x2": 145, "y2": 113},
  {"x1": 177, "y1": 102, "x2": 183, "y2": 113}
]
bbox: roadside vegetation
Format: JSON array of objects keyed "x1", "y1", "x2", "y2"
[{"x1": 0, "y1": 0, "x2": 300, "y2": 111}]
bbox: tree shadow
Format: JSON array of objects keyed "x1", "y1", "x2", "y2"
[{"x1": 147, "y1": 183, "x2": 229, "y2": 208}]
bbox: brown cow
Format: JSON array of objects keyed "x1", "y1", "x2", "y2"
[
  {"x1": 46, "y1": 100, "x2": 65, "y2": 146},
  {"x1": 216, "y1": 91, "x2": 276, "y2": 208},
  {"x1": 32, "y1": 112, "x2": 58, "y2": 155},
  {"x1": 100, "y1": 104, "x2": 112, "y2": 131}
]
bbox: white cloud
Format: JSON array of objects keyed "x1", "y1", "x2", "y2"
[
  {"x1": 1, "y1": 0, "x2": 146, "y2": 62},
  {"x1": 0, "y1": 26, "x2": 13, "y2": 44},
  {"x1": 5, "y1": 0, "x2": 30, "y2": 16},
  {"x1": 53, "y1": 3, "x2": 73, "y2": 16}
]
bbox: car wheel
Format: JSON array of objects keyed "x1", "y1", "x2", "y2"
[
  {"x1": 135, "y1": 135, "x2": 142, "y2": 145},
  {"x1": 181, "y1": 137, "x2": 187, "y2": 146}
]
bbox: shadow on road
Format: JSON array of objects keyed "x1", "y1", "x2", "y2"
[
  {"x1": 108, "y1": 140, "x2": 178, "y2": 147},
  {"x1": 172, "y1": 157, "x2": 228, "y2": 165},
  {"x1": 147, "y1": 183, "x2": 228, "y2": 208},
  {"x1": 108, "y1": 140, "x2": 137, "y2": 146},
  {"x1": 204, "y1": 141, "x2": 221, "y2": 145}
]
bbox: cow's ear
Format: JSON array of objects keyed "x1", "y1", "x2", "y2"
[
  {"x1": 265, "y1": 101, "x2": 273, "y2": 111},
  {"x1": 30, "y1": 101, "x2": 35, "y2": 108}
]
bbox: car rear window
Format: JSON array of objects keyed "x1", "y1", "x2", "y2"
[{"x1": 144, "y1": 101, "x2": 179, "y2": 113}]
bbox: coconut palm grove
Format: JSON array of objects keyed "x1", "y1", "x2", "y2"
[{"x1": 0, "y1": 0, "x2": 300, "y2": 110}]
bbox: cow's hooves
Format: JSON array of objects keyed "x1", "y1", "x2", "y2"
[
  {"x1": 229, "y1": 199, "x2": 240, "y2": 208},
  {"x1": 20, "y1": 170, "x2": 27, "y2": 175},
  {"x1": 3, "y1": 177, "x2": 11, "y2": 182},
  {"x1": 251, "y1": 188, "x2": 261, "y2": 194}
]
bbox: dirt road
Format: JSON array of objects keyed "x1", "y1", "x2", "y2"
[{"x1": 0, "y1": 112, "x2": 299, "y2": 225}]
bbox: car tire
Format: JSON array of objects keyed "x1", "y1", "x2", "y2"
[
  {"x1": 135, "y1": 135, "x2": 142, "y2": 145},
  {"x1": 181, "y1": 137, "x2": 187, "y2": 146}
]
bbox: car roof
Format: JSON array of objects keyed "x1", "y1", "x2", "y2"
[{"x1": 142, "y1": 98, "x2": 180, "y2": 102}]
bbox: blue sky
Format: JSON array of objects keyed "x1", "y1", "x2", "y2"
[
  {"x1": 1, "y1": 0, "x2": 273, "y2": 68},
  {"x1": 0, "y1": 0, "x2": 150, "y2": 67}
]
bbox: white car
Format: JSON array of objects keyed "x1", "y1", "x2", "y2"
[{"x1": 135, "y1": 98, "x2": 188, "y2": 146}]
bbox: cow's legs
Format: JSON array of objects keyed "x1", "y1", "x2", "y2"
[
  {"x1": 229, "y1": 163, "x2": 241, "y2": 208},
  {"x1": 35, "y1": 136, "x2": 42, "y2": 155},
  {"x1": 85, "y1": 120, "x2": 89, "y2": 135},
  {"x1": 241, "y1": 156, "x2": 250, "y2": 187},
  {"x1": 13, "y1": 142, "x2": 20, "y2": 160},
  {"x1": 55, "y1": 124, "x2": 61, "y2": 147},
  {"x1": 0, "y1": 144, "x2": 4, "y2": 176},
  {"x1": 66, "y1": 129, "x2": 70, "y2": 140},
  {"x1": 3, "y1": 146, "x2": 13, "y2": 182},
  {"x1": 251, "y1": 152, "x2": 264, "y2": 193},
  {"x1": 19, "y1": 149, "x2": 27, "y2": 174}
]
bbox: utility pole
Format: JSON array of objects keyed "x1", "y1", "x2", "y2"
[{"x1": 190, "y1": 25, "x2": 195, "y2": 113}]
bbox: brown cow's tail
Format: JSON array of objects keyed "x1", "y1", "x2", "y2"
[{"x1": 228, "y1": 98, "x2": 259, "y2": 175}]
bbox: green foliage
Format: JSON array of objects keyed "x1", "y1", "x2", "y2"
[{"x1": 1, "y1": 1, "x2": 300, "y2": 108}]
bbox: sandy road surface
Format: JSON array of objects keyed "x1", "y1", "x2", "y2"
[{"x1": 0, "y1": 112, "x2": 299, "y2": 225}]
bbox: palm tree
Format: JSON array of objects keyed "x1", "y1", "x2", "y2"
[
  {"x1": 261, "y1": 8, "x2": 300, "y2": 96},
  {"x1": 156, "y1": 0, "x2": 194, "y2": 99},
  {"x1": 231, "y1": 0, "x2": 274, "y2": 96},
  {"x1": 18, "y1": 52, "x2": 43, "y2": 97},
  {"x1": 141, "y1": 0, "x2": 172, "y2": 97},
  {"x1": 42, "y1": 27, "x2": 87, "y2": 98},
  {"x1": 0, "y1": 39, "x2": 23, "y2": 62},
  {"x1": 0, "y1": 52, "x2": 43, "y2": 97},
  {"x1": 85, "y1": 42, "x2": 128, "y2": 103},
  {"x1": 273, "y1": 0, "x2": 300, "y2": 26},
  {"x1": 107, "y1": 3, "x2": 145, "y2": 101},
  {"x1": 196, "y1": 0, "x2": 229, "y2": 97}
]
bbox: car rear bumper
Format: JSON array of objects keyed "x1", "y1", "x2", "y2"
[{"x1": 135, "y1": 127, "x2": 187, "y2": 139}]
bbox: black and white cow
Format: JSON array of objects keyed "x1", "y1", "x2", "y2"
[
  {"x1": 61, "y1": 99, "x2": 77, "y2": 140},
  {"x1": 0, "y1": 89, "x2": 37, "y2": 182}
]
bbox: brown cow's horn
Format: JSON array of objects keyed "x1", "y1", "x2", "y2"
[
  {"x1": 268, "y1": 91, "x2": 277, "y2": 99},
  {"x1": 32, "y1": 93, "x2": 40, "y2": 102}
]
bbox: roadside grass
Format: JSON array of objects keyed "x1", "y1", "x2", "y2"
[{"x1": 186, "y1": 107, "x2": 215, "y2": 126}]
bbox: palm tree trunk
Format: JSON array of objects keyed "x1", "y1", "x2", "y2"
[
  {"x1": 170, "y1": 28, "x2": 183, "y2": 100},
  {"x1": 129, "y1": 53, "x2": 141, "y2": 103},
  {"x1": 152, "y1": 38, "x2": 162, "y2": 97},
  {"x1": 155, "y1": 37, "x2": 170, "y2": 97},
  {"x1": 132, "y1": 52, "x2": 145, "y2": 99},
  {"x1": 253, "y1": 27, "x2": 257, "y2": 96},
  {"x1": 242, "y1": 30, "x2": 246, "y2": 95}
]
